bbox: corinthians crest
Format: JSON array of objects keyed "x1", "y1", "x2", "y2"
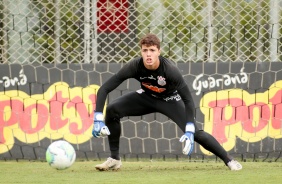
[{"x1": 157, "y1": 76, "x2": 166, "y2": 86}]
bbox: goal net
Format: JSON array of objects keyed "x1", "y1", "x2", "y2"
[{"x1": 0, "y1": 0, "x2": 282, "y2": 162}]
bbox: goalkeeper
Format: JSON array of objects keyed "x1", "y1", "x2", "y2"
[{"x1": 92, "y1": 33, "x2": 242, "y2": 171}]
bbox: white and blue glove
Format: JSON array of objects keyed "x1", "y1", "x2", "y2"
[
  {"x1": 92, "y1": 112, "x2": 110, "y2": 138},
  {"x1": 179, "y1": 122, "x2": 195, "y2": 156}
]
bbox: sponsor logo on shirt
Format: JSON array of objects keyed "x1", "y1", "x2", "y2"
[{"x1": 142, "y1": 82, "x2": 166, "y2": 93}]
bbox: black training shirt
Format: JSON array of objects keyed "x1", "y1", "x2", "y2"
[{"x1": 95, "y1": 56, "x2": 195, "y2": 123}]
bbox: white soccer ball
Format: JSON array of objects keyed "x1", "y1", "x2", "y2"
[{"x1": 46, "y1": 140, "x2": 76, "y2": 170}]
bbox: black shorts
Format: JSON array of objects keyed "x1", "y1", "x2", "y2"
[{"x1": 105, "y1": 90, "x2": 199, "y2": 132}]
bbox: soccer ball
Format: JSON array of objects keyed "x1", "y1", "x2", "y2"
[{"x1": 46, "y1": 140, "x2": 76, "y2": 170}]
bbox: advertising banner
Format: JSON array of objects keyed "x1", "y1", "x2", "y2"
[{"x1": 0, "y1": 62, "x2": 281, "y2": 160}]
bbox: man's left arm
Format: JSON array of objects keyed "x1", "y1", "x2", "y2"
[{"x1": 178, "y1": 85, "x2": 196, "y2": 156}]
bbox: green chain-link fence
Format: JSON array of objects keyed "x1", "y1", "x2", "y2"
[{"x1": 1, "y1": 0, "x2": 282, "y2": 64}]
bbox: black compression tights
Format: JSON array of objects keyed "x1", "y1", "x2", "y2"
[
  {"x1": 194, "y1": 130, "x2": 232, "y2": 165},
  {"x1": 104, "y1": 91, "x2": 232, "y2": 164}
]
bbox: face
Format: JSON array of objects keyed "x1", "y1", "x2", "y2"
[{"x1": 141, "y1": 44, "x2": 161, "y2": 70}]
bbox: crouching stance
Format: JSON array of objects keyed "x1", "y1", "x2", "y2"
[{"x1": 92, "y1": 33, "x2": 242, "y2": 171}]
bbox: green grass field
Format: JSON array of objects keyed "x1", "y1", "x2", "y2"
[{"x1": 1, "y1": 160, "x2": 282, "y2": 184}]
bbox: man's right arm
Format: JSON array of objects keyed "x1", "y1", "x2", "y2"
[
  {"x1": 95, "y1": 75, "x2": 124, "y2": 112},
  {"x1": 95, "y1": 57, "x2": 139, "y2": 112},
  {"x1": 92, "y1": 59, "x2": 138, "y2": 138},
  {"x1": 92, "y1": 75, "x2": 126, "y2": 138}
]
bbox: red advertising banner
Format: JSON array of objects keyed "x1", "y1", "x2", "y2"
[{"x1": 97, "y1": 0, "x2": 128, "y2": 33}]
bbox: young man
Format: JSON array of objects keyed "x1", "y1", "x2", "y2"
[{"x1": 92, "y1": 33, "x2": 242, "y2": 171}]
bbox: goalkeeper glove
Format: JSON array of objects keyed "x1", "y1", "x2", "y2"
[
  {"x1": 179, "y1": 122, "x2": 195, "y2": 156},
  {"x1": 92, "y1": 112, "x2": 110, "y2": 138}
]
